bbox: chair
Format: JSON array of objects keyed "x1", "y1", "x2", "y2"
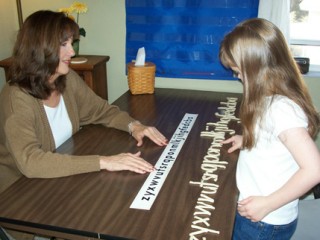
[{"x1": 291, "y1": 183, "x2": 320, "y2": 240}]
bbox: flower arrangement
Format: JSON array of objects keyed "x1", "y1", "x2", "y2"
[{"x1": 59, "y1": 1, "x2": 88, "y2": 37}]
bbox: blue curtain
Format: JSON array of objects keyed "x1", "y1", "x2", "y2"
[{"x1": 125, "y1": 0, "x2": 259, "y2": 80}]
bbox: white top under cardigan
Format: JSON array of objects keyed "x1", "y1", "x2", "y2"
[
  {"x1": 44, "y1": 96, "x2": 72, "y2": 148},
  {"x1": 237, "y1": 95, "x2": 308, "y2": 225}
]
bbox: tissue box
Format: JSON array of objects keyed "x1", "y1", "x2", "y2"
[{"x1": 127, "y1": 62, "x2": 156, "y2": 95}]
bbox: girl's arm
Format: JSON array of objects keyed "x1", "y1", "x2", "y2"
[{"x1": 239, "y1": 127, "x2": 320, "y2": 222}]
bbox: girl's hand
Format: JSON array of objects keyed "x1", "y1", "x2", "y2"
[
  {"x1": 99, "y1": 151, "x2": 155, "y2": 174},
  {"x1": 237, "y1": 196, "x2": 272, "y2": 222},
  {"x1": 221, "y1": 135, "x2": 243, "y2": 153}
]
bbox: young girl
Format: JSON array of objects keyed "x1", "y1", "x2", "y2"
[{"x1": 220, "y1": 18, "x2": 320, "y2": 239}]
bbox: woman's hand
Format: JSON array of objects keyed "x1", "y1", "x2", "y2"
[
  {"x1": 130, "y1": 121, "x2": 168, "y2": 147},
  {"x1": 99, "y1": 151, "x2": 155, "y2": 174},
  {"x1": 221, "y1": 135, "x2": 243, "y2": 153}
]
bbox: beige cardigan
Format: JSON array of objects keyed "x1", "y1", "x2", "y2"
[{"x1": 0, "y1": 70, "x2": 135, "y2": 193}]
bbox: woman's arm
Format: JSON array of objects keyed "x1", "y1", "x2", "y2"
[{"x1": 68, "y1": 71, "x2": 168, "y2": 146}]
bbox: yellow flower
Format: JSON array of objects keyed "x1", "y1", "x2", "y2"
[
  {"x1": 58, "y1": 2, "x2": 88, "y2": 37},
  {"x1": 58, "y1": 7, "x2": 73, "y2": 15},
  {"x1": 71, "y1": 2, "x2": 88, "y2": 14}
]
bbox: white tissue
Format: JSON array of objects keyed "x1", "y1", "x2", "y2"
[{"x1": 135, "y1": 47, "x2": 145, "y2": 66}]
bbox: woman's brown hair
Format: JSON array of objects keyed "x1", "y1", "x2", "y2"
[
  {"x1": 220, "y1": 18, "x2": 319, "y2": 149},
  {"x1": 9, "y1": 10, "x2": 79, "y2": 99}
]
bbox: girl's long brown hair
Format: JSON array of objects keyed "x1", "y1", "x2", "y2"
[
  {"x1": 220, "y1": 18, "x2": 319, "y2": 149},
  {"x1": 9, "y1": 10, "x2": 79, "y2": 99}
]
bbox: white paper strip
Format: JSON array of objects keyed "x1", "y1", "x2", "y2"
[{"x1": 130, "y1": 113, "x2": 198, "y2": 210}]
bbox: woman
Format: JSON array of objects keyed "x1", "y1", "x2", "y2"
[
  {"x1": 0, "y1": 10, "x2": 167, "y2": 195},
  {"x1": 220, "y1": 18, "x2": 320, "y2": 239}
]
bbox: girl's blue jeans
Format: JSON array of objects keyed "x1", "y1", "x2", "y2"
[{"x1": 232, "y1": 211, "x2": 297, "y2": 240}]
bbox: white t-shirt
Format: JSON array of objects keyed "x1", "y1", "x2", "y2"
[
  {"x1": 44, "y1": 96, "x2": 72, "y2": 148},
  {"x1": 237, "y1": 95, "x2": 308, "y2": 225}
]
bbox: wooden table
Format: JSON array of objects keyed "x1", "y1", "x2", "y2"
[
  {"x1": 0, "y1": 55, "x2": 109, "y2": 100},
  {"x1": 0, "y1": 88, "x2": 242, "y2": 240}
]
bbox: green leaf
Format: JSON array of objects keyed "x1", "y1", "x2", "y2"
[{"x1": 79, "y1": 28, "x2": 86, "y2": 37}]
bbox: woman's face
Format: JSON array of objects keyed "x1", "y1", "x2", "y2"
[
  {"x1": 49, "y1": 38, "x2": 75, "y2": 84},
  {"x1": 56, "y1": 38, "x2": 75, "y2": 76}
]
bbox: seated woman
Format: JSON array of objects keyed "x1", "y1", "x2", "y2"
[{"x1": 0, "y1": 10, "x2": 168, "y2": 195}]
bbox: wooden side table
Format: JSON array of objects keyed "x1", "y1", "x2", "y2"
[{"x1": 0, "y1": 55, "x2": 110, "y2": 100}]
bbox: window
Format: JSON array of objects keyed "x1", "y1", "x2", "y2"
[{"x1": 290, "y1": 0, "x2": 320, "y2": 71}]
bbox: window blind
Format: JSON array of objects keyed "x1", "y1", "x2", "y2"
[{"x1": 125, "y1": 0, "x2": 259, "y2": 80}]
